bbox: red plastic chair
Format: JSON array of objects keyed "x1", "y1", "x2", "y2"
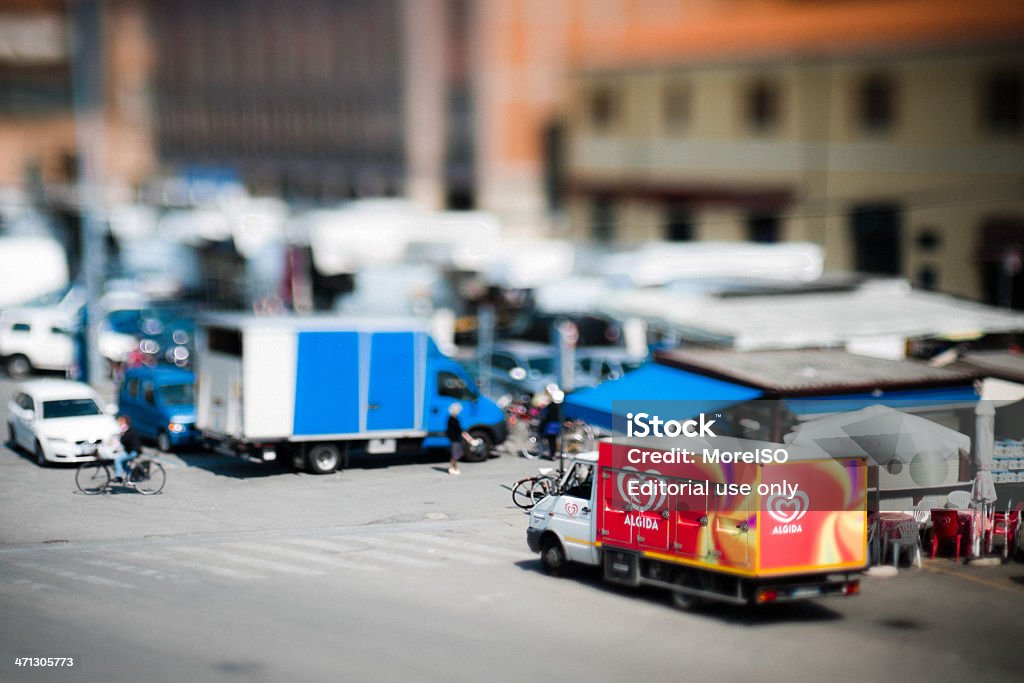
[
  {"x1": 988, "y1": 503, "x2": 1023, "y2": 559},
  {"x1": 931, "y1": 509, "x2": 964, "y2": 562}
]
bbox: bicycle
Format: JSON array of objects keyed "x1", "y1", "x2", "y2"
[
  {"x1": 76, "y1": 453, "x2": 166, "y2": 495},
  {"x1": 521, "y1": 419, "x2": 596, "y2": 460},
  {"x1": 511, "y1": 473, "x2": 558, "y2": 510}
]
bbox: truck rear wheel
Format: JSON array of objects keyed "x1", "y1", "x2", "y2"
[
  {"x1": 671, "y1": 591, "x2": 703, "y2": 611},
  {"x1": 306, "y1": 444, "x2": 340, "y2": 474},
  {"x1": 540, "y1": 536, "x2": 567, "y2": 576}
]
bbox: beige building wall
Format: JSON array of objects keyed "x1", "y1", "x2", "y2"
[{"x1": 567, "y1": 44, "x2": 1024, "y2": 300}]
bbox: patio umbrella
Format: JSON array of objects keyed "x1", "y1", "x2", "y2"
[{"x1": 972, "y1": 402, "x2": 997, "y2": 504}]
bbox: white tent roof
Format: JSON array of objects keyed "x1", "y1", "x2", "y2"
[{"x1": 600, "y1": 279, "x2": 1024, "y2": 352}]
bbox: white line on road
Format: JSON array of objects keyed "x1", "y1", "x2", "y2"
[
  {"x1": 225, "y1": 541, "x2": 381, "y2": 573},
  {"x1": 162, "y1": 545, "x2": 325, "y2": 577},
  {"x1": 387, "y1": 532, "x2": 526, "y2": 561},
  {"x1": 121, "y1": 550, "x2": 265, "y2": 581},
  {"x1": 13, "y1": 561, "x2": 136, "y2": 589}
]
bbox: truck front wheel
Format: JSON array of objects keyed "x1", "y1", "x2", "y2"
[
  {"x1": 465, "y1": 428, "x2": 494, "y2": 462},
  {"x1": 306, "y1": 444, "x2": 340, "y2": 474},
  {"x1": 540, "y1": 536, "x2": 567, "y2": 576}
]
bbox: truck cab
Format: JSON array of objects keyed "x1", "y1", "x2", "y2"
[{"x1": 527, "y1": 453, "x2": 600, "y2": 571}]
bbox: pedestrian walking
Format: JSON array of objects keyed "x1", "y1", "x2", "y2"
[{"x1": 447, "y1": 403, "x2": 465, "y2": 475}]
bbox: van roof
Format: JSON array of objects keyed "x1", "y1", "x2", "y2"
[{"x1": 123, "y1": 366, "x2": 194, "y2": 384}]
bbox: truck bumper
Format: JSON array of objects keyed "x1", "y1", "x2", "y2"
[{"x1": 526, "y1": 526, "x2": 543, "y2": 553}]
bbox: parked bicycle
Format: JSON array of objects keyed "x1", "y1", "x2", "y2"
[
  {"x1": 75, "y1": 452, "x2": 166, "y2": 495},
  {"x1": 511, "y1": 458, "x2": 595, "y2": 510}
]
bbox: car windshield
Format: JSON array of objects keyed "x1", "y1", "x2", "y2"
[
  {"x1": 527, "y1": 357, "x2": 555, "y2": 376},
  {"x1": 42, "y1": 398, "x2": 101, "y2": 419},
  {"x1": 161, "y1": 384, "x2": 195, "y2": 406}
]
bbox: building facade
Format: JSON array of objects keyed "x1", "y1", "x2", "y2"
[{"x1": 564, "y1": 0, "x2": 1024, "y2": 306}]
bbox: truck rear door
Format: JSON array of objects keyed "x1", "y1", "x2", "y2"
[
  {"x1": 366, "y1": 331, "x2": 420, "y2": 432},
  {"x1": 198, "y1": 327, "x2": 243, "y2": 438}
]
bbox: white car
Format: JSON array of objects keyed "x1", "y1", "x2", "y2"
[{"x1": 7, "y1": 379, "x2": 120, "y2": 466}]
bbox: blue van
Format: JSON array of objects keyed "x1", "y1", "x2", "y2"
[{"x1": 118, "y1": 366, "x2": 198, "y2": 452}]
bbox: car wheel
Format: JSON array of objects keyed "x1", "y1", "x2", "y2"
[
  {"x1": 6, "y1": 422, "x2": 16, "y2": 451},
  {"x1": 306, "y1": 444, "x2": 340, "y2": 474},
  {"x1": 6, "y1": 355, "x2": 31, "y2": 379},
  {"x1": 35, "y1": 440, "x2": 47, "y2": 467},
  {"x1": 540, "y1": 535, "x2": 567, "y2": 576},
  {"x1": 156, "y1": 431, "x2": 172, "y2": 453}
]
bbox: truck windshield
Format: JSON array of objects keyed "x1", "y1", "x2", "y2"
[
  {"x1": 161, "y1": 384, "x2": 195, "y2": 406},
  {"x1": 43, "y1": 398, "x2": 101, "y2": 419}
]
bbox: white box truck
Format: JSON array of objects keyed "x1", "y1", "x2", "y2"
[{"x1": 196, "y1": 315, "x2": 506, "y2": 473}]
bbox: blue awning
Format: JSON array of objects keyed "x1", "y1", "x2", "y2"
[
  {"x1": 563, "y1": 363, "x2": 763, "y2": 432},
  {"x1": 785, "y1": 385, "x2": 979, "y2": 417}
]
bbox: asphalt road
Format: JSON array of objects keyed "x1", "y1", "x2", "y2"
[{"x1": 1, "y1": 375, "x2": 1023, "y2": 682}]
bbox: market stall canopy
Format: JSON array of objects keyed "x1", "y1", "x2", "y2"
[
  {"x1": 785, "y1": 405, "x2": 972, "y2": 491},
  {"x1": 562, "y1": 363, "x2": 763, "y2": 432},
  {"x1": 600, "y1": 241, "x2": 823, "y2": 287},
  {"x1": 600, "y1": 279, "x2": 1024, "y2": 356}
]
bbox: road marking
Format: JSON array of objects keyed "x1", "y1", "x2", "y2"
[
  {"x1": 921, "y1": 563, "x2": 1024, "y2": 596},
  {"x1": 163, "y1": 545, "x2": 325, "y2": 577},
  {"x1": 387, "y1": 532, "x2": 524, "y2": 565},
  {"x1": 124, "y1": 550, "x2": 265, "y2": 581},
  {"x1": 226, "y1": 542, "x2": 380, "y2": 573},
  {"x1": 13, "y1": 561, "x2": 136, "y2": 589},
  {"x1": 79, "y1": 557, "x2": 185, "y2": 582},
  {"x1": 287, "y1": 536, "x2": 444, "y2": 569}
]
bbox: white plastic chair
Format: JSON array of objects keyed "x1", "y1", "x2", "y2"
[
  {"x1": 912, "y1": 507, "x2": 931, "y2": 525},
  {"x1": 889, "y1": 520, "x2": 923, "y2": 568},
  {"x1": 947, "y1": 490, "x2": 971, "y2": 509}
]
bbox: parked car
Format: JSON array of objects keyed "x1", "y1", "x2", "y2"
[
  {"x1": 573, "y1": 348, "x2": 646, "y2": 389},
  {"x1": 6, "y1": 379, "x2": 120, "y2": 466},
  {"x1": 118, "y1": 366, "x2": 198, "y2": 452},
  {"x1": 479, "y1": 341, "x2": 559, "y2": 399},
  {"x1": 0, "y1": 285, "x2": 138, "y2": 378}
]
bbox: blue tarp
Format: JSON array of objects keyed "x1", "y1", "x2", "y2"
[
  {"x1": 563, "y1": 363, "x2": 763, "y2": 432},
  {"x1": 785, "y1": 385, "x2": 979, "y2": 417}
]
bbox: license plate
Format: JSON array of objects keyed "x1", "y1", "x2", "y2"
[
  {"x1": 78, "y1": 445, "x2": 96, "y2": 456},
  {"x1": 790, "y1": 586, "x2": 822, "y2": 599}
]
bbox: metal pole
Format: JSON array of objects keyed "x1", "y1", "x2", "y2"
[{"x1": 69, "y1": 0, "x2": 107, "y2": 386}]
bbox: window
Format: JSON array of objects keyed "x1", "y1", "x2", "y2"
[
  {"x1": 42, "y1": 399, "x2": 101, "y2": 419},
  {"x1": 747, "y1": 78, "x2": 779, "y2": 132},
  {"x1": 747, "y1": 212, "x2": 780, "y2": 243},
  {"x1": 11, "y1": 322, "x2": 30, "y2": 332},
  {"x1": 143, "y1": 383, "x2": 156, "y2": 406},
  {"x1": 850, "y1": 204, "x2": 902, "y2": 275},
  {"x1": 437, "y1": 371, "x2": 476, "y2": 401},
  {"x1": 207, "y1": 327, "x2": 242, "y2": 356},
  {"x1": 589, "y1": 86, "x2": 618, "y2": 131},
  {"x1": 161, "y1": 384, "x2": 195, "y2": 406},
  {"x1": 982, "y1": 67, "x2": 1022, "y2": 134},
  {"x1": 591, "y1": 196, "x2": 616, "y2": 242},
  {"x1": 663, "y1": 81, "x2": 691, "y2": 130},
  {"x1": 858, "y1": 72, "x2": 896, "y2": 133},
  {"x1": 490, "y1": 353, "x2": 517, "y2": 373},
  {"x1": 126, "y1": 379, "x2": 139, "y2": 400},
  {"x1": 665, "y1": 203, "x2": 694, "y2": 242}
]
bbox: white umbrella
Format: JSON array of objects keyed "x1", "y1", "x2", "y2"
[{"x1": 972, "y1": 402, "x2": 997, "y2": 504}]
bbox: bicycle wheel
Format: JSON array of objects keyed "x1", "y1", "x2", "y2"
[
  {"x1": 521, "y1": 434, "x2": 549, "y2": 460},
  {"x1": 129, "y1": 458, "x2": 166, "y2": 495},
  {"x1": 512, "y1": 478, "x2": 537, "y2": 509},
  {"x1": 76, "y1": 461, "x2": 110, "y2": 495},
  {"x1": 530, "y1": 476, "x2": 557, "y2": 504}
]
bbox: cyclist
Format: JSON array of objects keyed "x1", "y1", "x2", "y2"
[{"x1": 111, "y1": 414, "x2": 142, "y2": 484}]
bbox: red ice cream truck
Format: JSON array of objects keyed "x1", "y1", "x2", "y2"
[{"x1": 526, "y1": 437, "x2": 867, "y2": 608}]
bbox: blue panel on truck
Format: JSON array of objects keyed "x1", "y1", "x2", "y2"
[
  {"x1": 294, "y1": 331, "x2": 360, "y2": 435},
  {"x1": 367, "y1": 332, "x2": 416, "y2": 431}
]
